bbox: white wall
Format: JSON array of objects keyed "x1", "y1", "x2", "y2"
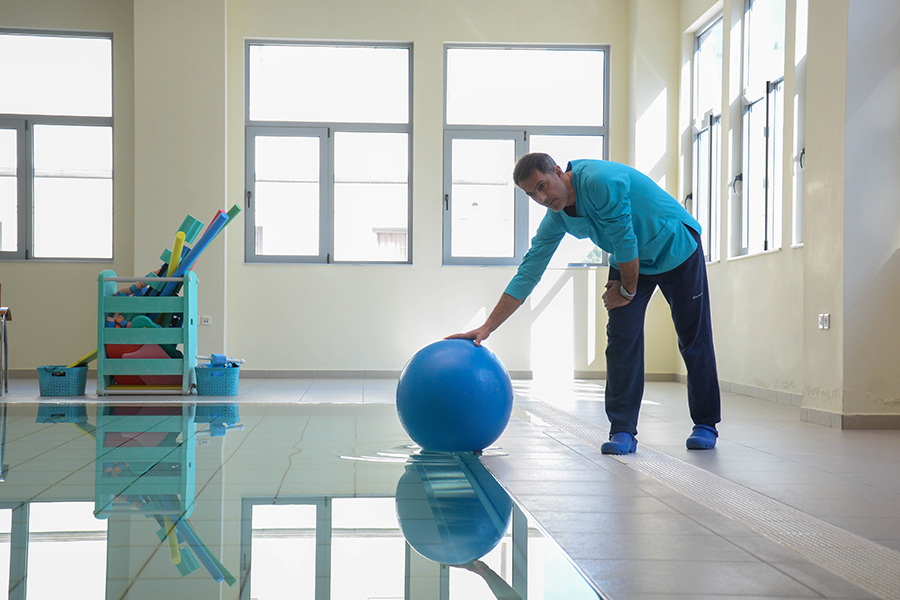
[
  {"x1": 842, "y1": 0, "x2": 900, "y2": 414},
  {"x1": 2, "y1": 0, "x2": 689, "y2": 380}
]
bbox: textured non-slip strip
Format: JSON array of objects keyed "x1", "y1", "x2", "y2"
[{"x1": 515, "y1": 398, "x2": 900, "y2": 600}]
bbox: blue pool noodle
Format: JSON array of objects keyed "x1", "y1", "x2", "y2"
[{"x1": 159, "y1": 212, "x2": 229, "y2": 297}]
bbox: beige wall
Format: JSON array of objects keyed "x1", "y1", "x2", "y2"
[
  {"x1": 0, "y1": 0, "x2": 135, "y2": 372},
  {"x1": 221, "y1": 0, "x2": 677, "y2": 378},
  {"x1": 6, "y1": 0, "x2": 896, "y2": 421},
  {"x1": 802, "y1": 1, "x2": 847, "y2": 414},
  {"x1": 841, "y1": 0, "x2": 900, "y2": 416}
]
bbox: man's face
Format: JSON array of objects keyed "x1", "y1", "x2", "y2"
[{"x1": 518, "y1": 166, "x2": 568, "y2": 212}]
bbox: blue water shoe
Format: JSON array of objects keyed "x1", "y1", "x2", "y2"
[
  {"x1": 686, "y1": 425, "x2": 718, "y2": 449},
  {"x1": 601, "y1": 432, "x2": 637, "y2": 455}
]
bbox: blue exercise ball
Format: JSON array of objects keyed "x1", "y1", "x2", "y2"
[{"x1": 396, "y1": 339, "x2": 513, "y2": 453}]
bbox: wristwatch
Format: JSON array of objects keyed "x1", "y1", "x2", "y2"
[{"x1": 619, "y1": 285, "x2": 635, "y2": 301}]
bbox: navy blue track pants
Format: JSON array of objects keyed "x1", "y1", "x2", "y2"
[{"x1": 605, "y1": 228, "x2": 721, "y2": 436}]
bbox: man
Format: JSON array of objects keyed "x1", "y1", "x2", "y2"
[{"x1": 449, "y1": 153, "x2": 720, "y2": 454}]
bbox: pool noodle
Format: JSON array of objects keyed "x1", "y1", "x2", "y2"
[
  {"x1": 173, "y1": 519, "x2": 225, "y2": 582},
  {"x1": 163, "y1": 515, "x2": 182, "y2": 564},
  {"x1": 166, "y1": 232, "x2": 186, "y2": 277},
  {"x1": 159, "y1": 212, "x2": 229, "y2": 297},
  {"x1": 201, "y1": 209, "x2": 226, "y2": 236}
]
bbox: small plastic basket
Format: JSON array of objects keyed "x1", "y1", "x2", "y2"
[
  {"x1": 195, "y1": 364, "x2": 240, "y2": 396},
  {"x1": 37, "y1": 365, "x2": 88, "y2": 397}
]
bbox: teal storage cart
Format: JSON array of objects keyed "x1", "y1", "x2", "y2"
[{"x1": 96, "y1": 270, "x2": 198, "y2": 395}]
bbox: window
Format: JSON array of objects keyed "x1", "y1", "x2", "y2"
[
  {"x1": 242, "y1": 496, "x2": 404, "y2": 599},
  {"x1": 245, "y1": 42, "x2": 412, "y2": 264},
  {"x1": 2, "y1": 502, "x2": 108, "y2": 598},
  {"x1": 443, "y1": 45, "x2": 609, "y2": 266},
  {"x1": 0, "y1": 30, "x2": 113, "y2": 260},
  {"x1": 740, "y1": 0, "x2": 786, "y2": 255},
  {"x1": 692, "y1": 18, "x2": 723, "y2": 262}
]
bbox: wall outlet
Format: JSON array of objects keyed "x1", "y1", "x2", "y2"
[
  {"x1": 201, "y1": 315, "x2": 212, "y2": 326},
  {"x1": 817, "y1": 313, "x2": 830, "y2": 330}
]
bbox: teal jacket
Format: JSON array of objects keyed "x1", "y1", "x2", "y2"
[{"x1": 504, "y1": 160, "x2": 701, "y2": 301}]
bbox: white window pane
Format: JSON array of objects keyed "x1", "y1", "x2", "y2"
[
  {"x1": 250, "y1": 45, "x2": 409, "y2": 124},
  {"x1": 0, "y1": 509, "x2": 10, "y2": 595},
  {"x1": 331, "y1": 498, "x2": 404, "y2": 600},
  {"x1": 254, "y1": 136, "x2": 320, "y2": 256},
  {"x1": 334, "y1": 184, "x2": 408, "y2": 261},
  {"x1": 253, "y1": 503, "x2": 316, "y2": 530},
  {"x1": 0, "y1": 128, "x2": 17, "y2": 252},
  {"x1": 710, "y1": 119, "x2": 721, "y2": 260},
  {"x1": 34, "y1": 125, "x2": 112, "y2": 178},
  {"x1": 0, "y1": 34, "x2": 111, "y2": 117},
  {"x1": 747, "y1": 0, "x2": 786, "y2": 92},
  {"x1": 27, "y1": 502, "x2": 107, "y2": 600},
  {"x1": 332, "y1": 497, "x2": 398, "y2": 529},
  {"x1": 333, "y1": 132, "x2": 408, "y2": 262},
  {"x1": 528, "y1": 135, "x2": 605, "y2": 265},
  {"x1": 745, "y1": 101, "x2": 767, "y2": 253},
  {"x1": 694, "y1": 128, "x2": 712, "y2": 254},
  {"x1": 451, "y1": 139, "x2": 516, "y2": 258},
  {"x1": 768, "y1": 82, "x2": 784, "y2": 250},
  {"x1": 447, "y1": 48, "x2": 604, "y2": 126},
  {"x1": 33, "y1": 178, "x2": 112, "y2": 258},
  {"x1": 32, "y1": 125, "x2": 113, "y2": 259},
  {"x1": 251, "y1": 505, "x2": 317, "y2": 600},
  {"x1": 696, "y1": 19, "x2": 723, "y2": 118}
]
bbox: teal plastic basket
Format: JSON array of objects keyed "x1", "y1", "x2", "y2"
[
  {"x1": 195, "y1": 364, "x2": 240, "y2": 396},
  {"x1": 37, "y1": 365, "x2": 88, "y2": 397}
]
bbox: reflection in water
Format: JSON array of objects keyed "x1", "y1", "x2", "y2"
[
  {"x1": 0, "y1": 401, "x2": 597, "y2": 599},
  {"x1": 396, "y1": 452, "x2": 523, "y2": 599},
  {"x1": 36, "y1": 403, "x2": 243, "y2": 586},
  {"x1": 396, "y1": 452, "x2": 511, "y2": 565}
]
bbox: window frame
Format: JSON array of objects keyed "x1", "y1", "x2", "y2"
[
  {"x1": 0, "y1": 29, "x2": 114, "y2": 262},
  {"x1": 442, "y1": 43, "x2": 610, "y2": 267},
  {"x1": 691, "y1": 16, "x2": 724, "y2": 263},
  {"x1": 243, "y1": 40, "x2": 413, "y2": 265},
  {"x1": 737, "y1": 0, "x2": 786, "y2": 256}
]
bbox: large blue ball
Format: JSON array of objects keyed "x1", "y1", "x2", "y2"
[{"x1": 396, "y1": 339, "x2": 513, "y2": 453}]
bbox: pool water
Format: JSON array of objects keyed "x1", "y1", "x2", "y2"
[{"x1": 0, "y1": 400, "x2": 599, "y2": 599}]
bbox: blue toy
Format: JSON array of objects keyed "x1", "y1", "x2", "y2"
[{"x1": 396, "y1": 339, "x2": 513, "y2": 453}]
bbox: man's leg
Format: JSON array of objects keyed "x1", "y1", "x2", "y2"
[
  {"x1": 604, "y1": 271, "x2": 655, "y2": 438},
  {"x1": 656, "y1": 232, "x2": 721, "y2": 438}
]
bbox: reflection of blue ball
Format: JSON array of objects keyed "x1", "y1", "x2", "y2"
[
  {"x1": 395, "y1": 454, "x2": 512, "y2": 565},
  {"x1": 396, "y1": 339, "x2": 513, "y2": 453}
]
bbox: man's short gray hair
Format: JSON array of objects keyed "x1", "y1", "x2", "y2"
[{"x1": 513, "y1": 153, "x2": 558, "y2": 186}]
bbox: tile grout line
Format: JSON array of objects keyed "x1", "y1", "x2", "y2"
[{"x1": 514, "y1": 398, "x2": 900, "y2": 600}]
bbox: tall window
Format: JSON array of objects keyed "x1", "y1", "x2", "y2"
[
  {"x1": 0, "y1": 30, "x2": 113, "y2": 260},
  {"x1": 443, "y1": 45, "x2": 609, "y2": 266},
  {"x1": 740, "y1": 0, "x2": 786, "y2": 255},
  {"x1": 692, "y1": 17, "x2": 723, "y2": 262},
  {"x1": 2, "y1": 502, "x2": 108, "y2": 598},
  {"x1": 245, "y1": 42, "x2": 412, "y2": 264}
]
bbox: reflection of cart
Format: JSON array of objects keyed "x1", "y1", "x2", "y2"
[
  {"x1": 93, "y1": 404, "x2": 235, "y2": 584},
  {"x1": 94, "y1": 405, "x2": 196, "y2": 519}
]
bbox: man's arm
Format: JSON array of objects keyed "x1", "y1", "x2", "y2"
[
  {"x1": 446, "y1": 293, "x2": 524, "y2": 346},
  {"x1": 602, "y1": 258, "x2": 639, "y2": 311}
]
